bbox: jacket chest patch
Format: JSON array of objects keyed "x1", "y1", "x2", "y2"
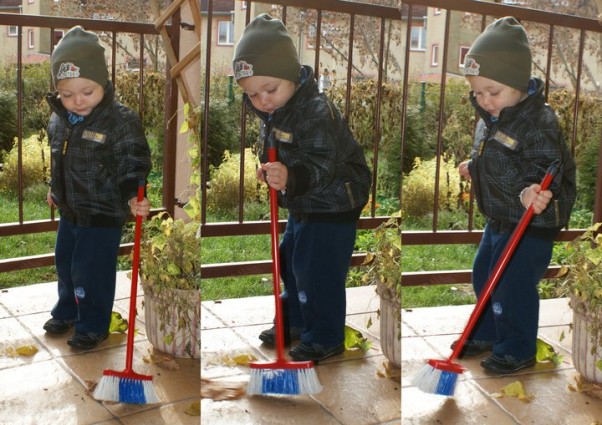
[
  {"x1": 272, "y1": 128, "x2": 293, "y2": 144},
  {"x1": 82, "y1": 130, "x2": 107, "y2": 144},
  {"x1": 492, "y1": 131, "x2": 518, "y2": 150}
]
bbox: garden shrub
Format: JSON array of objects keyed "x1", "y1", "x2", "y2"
[
  {"x1": 0, "y1": 132, "x2": 50, "y2": 194},
  {"x1": 0, "y1": 91, "x2": 17, "y2": 158},
  {"x1": 206, "y1": 148, "x2": 267, "y2": 214},
  {"x1": 201, "y1": 99, "x2": 241, "y2": 168},
  {"x1": 401, "y1": 155, "x2": 462, "y2": 218},
  {"x1": 548, "y1": 89, "x2": 602, "y2": 212}
]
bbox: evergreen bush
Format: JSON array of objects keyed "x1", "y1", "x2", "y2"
[{"x1": 0, "y1": 91, "x2": 17, "y2": 158}]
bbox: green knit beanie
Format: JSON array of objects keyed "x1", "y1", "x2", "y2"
[
  {"x1": 233, "y1": 14, "x2": 300, "y2": 83},
  {"x1": 51, "y1": 26, "x2": 108, "y2": 89},
  {"x1": 463, "y1": 17, "x2": 531, "y2": 92}
]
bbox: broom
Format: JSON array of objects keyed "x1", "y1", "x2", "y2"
[
  {"x1": 412, "y1": 159, "x2": 561, "y2": 396},
  {"x1": 93, "y1": 181, "x2": 159, "y2": 404},
  {"x1": 247, "y1": 139, "x2": 322, "y2": 396}
]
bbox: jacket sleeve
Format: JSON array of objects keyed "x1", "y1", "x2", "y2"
[{"x1": 111, "y1": 110, "x2": 152, "y2": 202}]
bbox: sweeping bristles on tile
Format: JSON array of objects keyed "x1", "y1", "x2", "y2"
[
  {"x1": 412, "y1": 359, "x2": 464, "y2": 397},
  {"x1": 93, "y1": 372, "x2": 159, "y2": 404},
  {"x1": 247, "y1": 360, "x2": 322, "y2": 396}
]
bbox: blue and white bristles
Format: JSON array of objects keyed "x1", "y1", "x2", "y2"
[
  {"x1": 412, "y1": 361, "x2": 461, "y2": 396},
  {"x1": 93, "y1": 373, "x2": 160, "y2": 404},
  {"x1": 247, "y1": 366, "x2": 322, "y2": 396}
]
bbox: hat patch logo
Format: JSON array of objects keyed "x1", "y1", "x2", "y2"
[
  {"x1": 464, "y1": 57, "x2": 480, "y2": 76},
  {"x1": 234, "y1": 60, "x2": 254, "y2": 80},
  {"x1": 57, "y1": 62, "x2": 81, "y2": 80}
]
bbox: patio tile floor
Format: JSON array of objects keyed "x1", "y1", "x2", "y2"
[
  {"x1": 0, "y1": 272, "x2": 199, "y2": 425},
  {"x1": 402, "y1": 297, "x2": 602, "y2": 424},
  {"x1": 200, "y1": 285, "x2": 401, "y2": 424},
  {"x1": 4, "y1": 270, "x2": 600, "y2": 424}
]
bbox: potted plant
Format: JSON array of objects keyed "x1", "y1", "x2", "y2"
[
  {"x1": 140, "y1": 212, "x2": 201, "y2": 358},
  {"x1": 363, "y1": 211, "x2": 402, "y2": 368},
  {"x1": 557, "y1": 222, "x2": 602, "y2": 383},
  {"x1": 140, "y1": 103, "x2": 201, "y2": 358}
]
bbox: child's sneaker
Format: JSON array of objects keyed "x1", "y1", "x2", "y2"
[{"x1": 480, "y1": 354, "x2": 536, "y2": 375}]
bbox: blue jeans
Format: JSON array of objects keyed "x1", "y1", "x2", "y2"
[
  {"x1": 51, "y1": 217, "x2": 122, "y2": 335},
  {"x1": 470, "y1": 223, "x2": 553, "y2": 359},
  {"x1": 279, "y1": 215, "x2": 357, "y2": 346}
]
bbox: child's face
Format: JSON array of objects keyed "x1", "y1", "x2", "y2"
[
  {"x1": 238, "y1": 75, "x2": 296, "y2": 114},
  {"x1": 56, "y1": 78, "x2": 104, "y2": 116},
  {"x1": 466, "y1": 76, "x2": 525, "y2": 118}
]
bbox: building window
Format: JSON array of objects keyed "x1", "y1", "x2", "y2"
[
  {"x1": 434, "y1": 8, "x2": 442, "y2": 15},
  {"x1": 29, "y1": 0, "x2": 35, "y2": 3},
  {"x1": 8, "y1": 26, "x2": 18, "y2": 37},
  {"x1": 28, "y1": 29, "x2": 34, "y2": 48},
  {"x1": 459, "y1": 46, "x2": 470, "y2": 68},
  {"x1": 241, "y1": 1, "x2": 247, "y2": 9},
  {"x1": 431, "y1": 44, "x2": 439, "y2": 67},
  {"x1": 410, "y1": 25, "x2": 426, "y2": 50},
  {"x1": 217, "y1": 20, "x2": 234, "y2": 45},
  {"x1": 52, "y1": 29, "x2": 64, "y2": 47}
]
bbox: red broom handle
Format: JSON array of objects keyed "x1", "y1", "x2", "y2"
[
  {"x1": 449, "y1": 159, "x2": 560, "y2": 362},
  {"x1": 267, "y1": 145, "x2": 286, "y2": 361},
  {"x1": 125, "y1": 181, "x2": 145, "y2": 372}
]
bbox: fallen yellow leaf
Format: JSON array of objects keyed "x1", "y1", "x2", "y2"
[
  {"x1": 498, "y1": 380, "x2": 534, "y2": 402},
  {"x1": 184, "y1": 401, "x2": 200, "y2": 416}
]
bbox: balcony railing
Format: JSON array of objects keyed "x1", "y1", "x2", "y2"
[{"x1": 0, "y1": 12, "x2": 182, "y2": 273}]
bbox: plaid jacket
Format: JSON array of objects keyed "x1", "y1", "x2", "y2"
[
  {"x1": 467, "y1": 78, "x2": 576, "y2": 229},
  {"x1": 46, "y1": 82, "x2": 151, "y2": 226},
  {"x1": 247, "y1": 66, "x2": 371, "y2": 220}
]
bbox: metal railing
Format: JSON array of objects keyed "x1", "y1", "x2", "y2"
[
  {"x1": 199, "y1": 0, "x2": 403, "y2": 279},
  {"x1": 0, "y1": 13, "x2": 182, "y2": 273},
  {"x1": 200, "y1": 0, "x2": 602, "y2": 283}
]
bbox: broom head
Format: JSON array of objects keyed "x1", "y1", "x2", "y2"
[
  {"x1": 412, "y1": 359, "x2": 465, "y2": 396},
  {"x1": 93, "y1": 368, "x2": 160, "y2": 404},
  {"x1": 247, "y1": 359, "x2": 323, "y2": 396}
]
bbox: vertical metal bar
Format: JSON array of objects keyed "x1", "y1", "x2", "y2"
[
  {"x1": 201, "y1": 0, "x2": 213, "y2": 224},
  {"x1": 569, "y1": 29, "x2": 585, "y2": 158},
  {"x1": 370, "y1": 16, "x2": 386, "y2": 218},
  {"x1": 544, "y1": 25, "x2": 554, "y2": 100},
  {"x1": 138, "y1": 33, "x2": 145, "y2": 122},
  {"x1": 314, "y1": 10, "x2": 322, "y2": 73},
  {"x1": 111, "y1": 31, "x2": 117, "y2": 88},
  {"x1": 344, "y1": 14, "x2": 355, "y2": 119},
  {"x1": 431, "y1": 9, "x2": 451, "y2": 232},
  {"x1": 399, "y1": 4, "x2": 413, "y2": 209},
  {"x1": 16, "y1": 25, "x2": 24, "y2": 224}
]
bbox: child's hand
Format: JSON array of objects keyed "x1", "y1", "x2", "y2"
[
  {"x1": 260, "y1": 162, "x2": 288, "y2": 192},
  {"x1": 458, "y1": 160, "x2": 471, "y2": 180},
  {"x1": 520, "y1": 184, "x2": 553, "y2": 215},
  {"x1": 129, "y1": 197, "x2": 151, "y2": 217},
  {"x1": 46, "y1": 190, "x2": 56, "y2": 207}
]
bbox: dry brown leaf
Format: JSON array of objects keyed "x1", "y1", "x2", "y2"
[
  {"x1": 570, "y1": 374, "x2": 602, "y2": 400},
  {"x1": 376, "y1": 360, "x2": 401, "y2": 380},
  {"x1": 149, "y1": 351, "x2": 180, "y2": 370},
  {"x1": 201, "y1": 378, "x2": 246, "y2": 400}
]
